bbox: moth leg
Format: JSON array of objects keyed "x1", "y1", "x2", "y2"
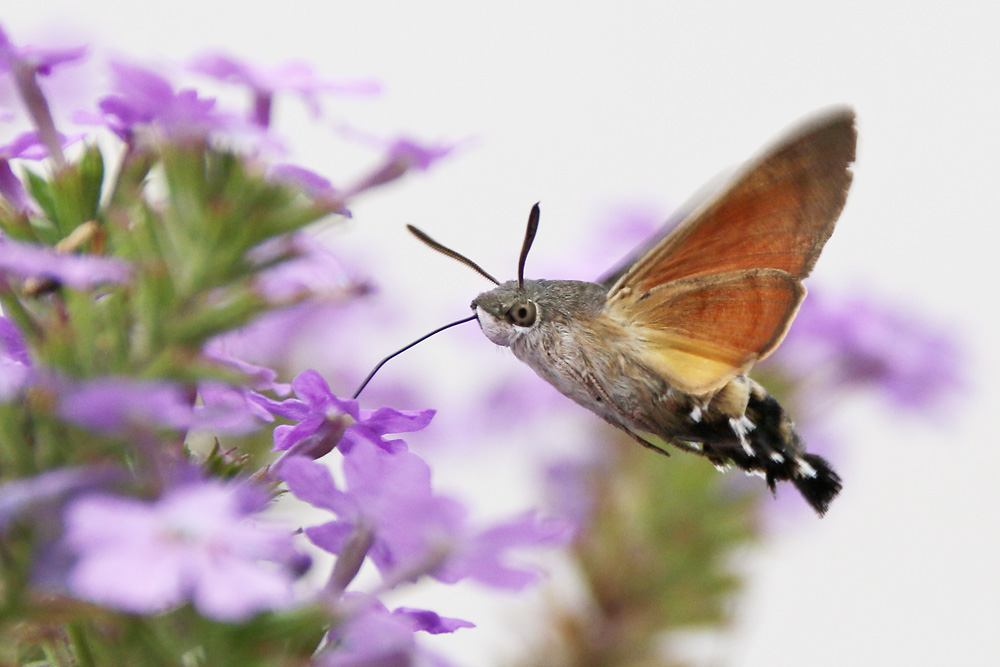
[
  {"x1": 582, "y1": 382, "x2": 674, "y2": 455},
  {"x1": 619, "y1": 425, "x2": 671, "y2": 457}
]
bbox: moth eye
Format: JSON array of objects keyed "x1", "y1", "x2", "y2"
[{"x1": 507, "y1": 300, "x2": 537, "y2": 327}]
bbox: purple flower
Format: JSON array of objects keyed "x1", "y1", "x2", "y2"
[
  {"x1": 264, "y1": 370, "x2": 434, "y2": 456},
  {"x1": 392, "y1": 606, "x2": 475, "y2": 635},
  {"x1": 543, "y1": 458, "x2": 599, "y2": 532},
  {"x1": 338, "y1": 128, "x2": 458, "y2": 197},
  {"x1": 203, "y1": 344, "x2": 292, "y2": 396},
  {"x1": 0, "y1": 316, "x2": 31, "y2": 400},
  {"x1": 196, "y1": 381, "x2": 279, "y2": 431},
  {"x1": 79, "y1": 62, "x2": 265, "y2": 147},
  {"x1": 281, "y1": 446, "x2": 570, "y2": 590},
  {"x1": 0, "y1": 24, "x2": 86, "y2": 166},
  {"x1": 200, "y1": 346, "x2": 292, "y2": 423},
  {"x1": 433, "y1": 511, "x2": 571, "y2": 589},
  {"x1": 250, "y1": 233, "x2": 367, "y2": 304},
  {"x1": 0, "y1": 465, "x2": 120, "y2": 532},
  {"x1": 0, "y1": 130, "x2": 80, "y2": 161},
  {"x1": 58, "y1": 376, "x2": 262, "y2": 435},
  {"x1": 0, "y1": 236, "x2": 131, "y2": 288},
  {"x1": 266, "y1": 164, "x2": 347, "y2": 212},
  {"x1": 63, "y1": 479, "x2": 304, "y2": 621},
  {"x1": 189, "y1": 53, "x2": 380, "y2": 126},
  {"x1": 769, "y1": 290, "x2": 964, "y2": 412},
  {"x1": 0, "y1": 159, "x2": 29, "y2": 212},
  {"x1": 0, "y1": 24, "x2": 87, "y2": 77},
  {"x1": 318, "y1": 597, "x2": 462, "y2": 667},
  {"x1": 279, "y1": 447, "x2": 457, "y2": 581},
  {"x1": 0, "y1": 131, "x2": 83, "y2": 212}
]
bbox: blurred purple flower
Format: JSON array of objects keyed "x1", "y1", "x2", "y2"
[
  {"x1": 319, "y1": 597, "x2": 461, "y2": 667},
  {"x1": 266, "y1": 163, "x2": 348, "y2": 213},
  {"x1": 0, "y1": 24, "x2": 86, "y2": 166},
  {"x1": 263, "y1": 369, "x2": 434, "y2": 456},
  {"x1": 0, "y1": 130, "x2": 83, "y2": 212},
  {"x1": 0, "y1": 316, "x2": 29, "y2": 364},
  {"x1": 392, "y1": 605, "x2": 476, "y2": 634},
  {"x1": 196, "y1": 380, "x2": 277, "y2": 430},
  {"x1": 0, "y1": 465, "x2": 120, "y2": 532},
  {"x1": 0, "y1": 236, "x2": 131, "y2": 287},
  {"x1": 0, "y1": 316, "x2": 31, "y2": 400},
  {"x1": 281, "y1": 446, "x2": 569, "y2": 590},
  {"x1": 543, "y1": 459, "x2": 599, "y2": 532},
  {"x1": 279, "y1": 447, "x2": 455, "y2": 580},
  {"x1": 770, "y1": 290, "x2": 963, "y2": 412},
  {"x1": 201, "y1": 346, "x2": 292, "y2": 423},
  {"x1": 0, "y1": 130, "x2": 79, "y2": 161},
  {"x1": 189, "y1": 52, "x2": 380, "y2": 126},
  {"x1": 0, "y1": 159, "x2": 28, "y2": 211},
  {"x1": 251, "y1": 233, "x2": 368, "y2": 304},
  {"x1": 59, "y1": 376, "x2": 262, "y2": 435},
  {"x1": 434, "y1": 511, "x2": 571, "y2": 589},
  {"x1": 78, "y1": 62, "x2": 266, "y2": 147},
  {"x1": 203, "y1": 344, "x2": 292, "y2": 396},
  {"x1": 0, "y1": 24, "x2": 87, "y2": 77},
  {"x1": 341, "y1": 131, "x2": 458, "y2": 197},
  {"x1": 64, "y1": 479, "x2": 304, "y2": 621}
]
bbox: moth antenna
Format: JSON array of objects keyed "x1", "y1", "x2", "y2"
[
  {"x1": 352, "y1": 314, "x2": 478, "y2": 399},
  {"x1": 407, "y1": 225, "x2": 500, "y2": 285},
  {"x1": 518, "y1": 203, "x2": 540, "y2": 289}
]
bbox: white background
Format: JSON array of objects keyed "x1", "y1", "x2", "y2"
[{"x1": 5, "y1": 2, "x2": 999, "y2": 665}]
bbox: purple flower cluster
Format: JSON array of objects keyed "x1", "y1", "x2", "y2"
[
  {"x1": 244, "y1": 369, "x2": 569, "y2": 660},
  {"x1": 0, "y1": 22, "x2": 569, "y2": 661},
  {"x1": 266, "y1": 371, "x2": 569, "y2": 590},
  {"x1": 75, "y1": 61, "x2": 270, "y2": 149},
  {"x1": 63, "y1": 478, "x2": 305, "y2": 621}
]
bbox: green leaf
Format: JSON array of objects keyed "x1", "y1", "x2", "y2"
[
  {"x1": 78, "y1": 144, "x2": 106, "y2": 220},
  {"x1": 22, "y1": 167, "x2": 58, "y2": 236}
]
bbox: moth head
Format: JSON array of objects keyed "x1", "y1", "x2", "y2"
[
  {"x1": 471, "y1": 280, "x2": 540, "y2": 347},
  {"x1": 408, "y1": 203, "x2": 542, "y2": 348}
]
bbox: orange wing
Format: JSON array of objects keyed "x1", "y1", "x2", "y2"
[
  {"x1": 607, "y1": 107, "x2": 856, "y2": 296},
  {"x1": 606, "y1": 108, "x2": 856, "y2": 395},
  {"x1": 613, "y1": 269, "x2": 805, "y2": 394}
]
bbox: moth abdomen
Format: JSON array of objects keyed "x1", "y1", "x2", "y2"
[{"x1": 674, "y1": 385, "x2": 841, "y2": 515}]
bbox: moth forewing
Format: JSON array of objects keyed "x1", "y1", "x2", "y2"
[
  {"x1": 607, "y1": 107, "x2": 856, "y2": 297},
  {"x1": 608, "y1": 267, "x2": 805, "y2": 395}
]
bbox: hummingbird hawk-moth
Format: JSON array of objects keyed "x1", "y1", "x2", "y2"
[{"x1": 405, "y1": 108, "x2": 855, "y2": 515}]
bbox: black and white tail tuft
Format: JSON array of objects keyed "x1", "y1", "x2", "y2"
[{"x1": 678, "y1": 384, "x2": 842, "y2": 516}]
